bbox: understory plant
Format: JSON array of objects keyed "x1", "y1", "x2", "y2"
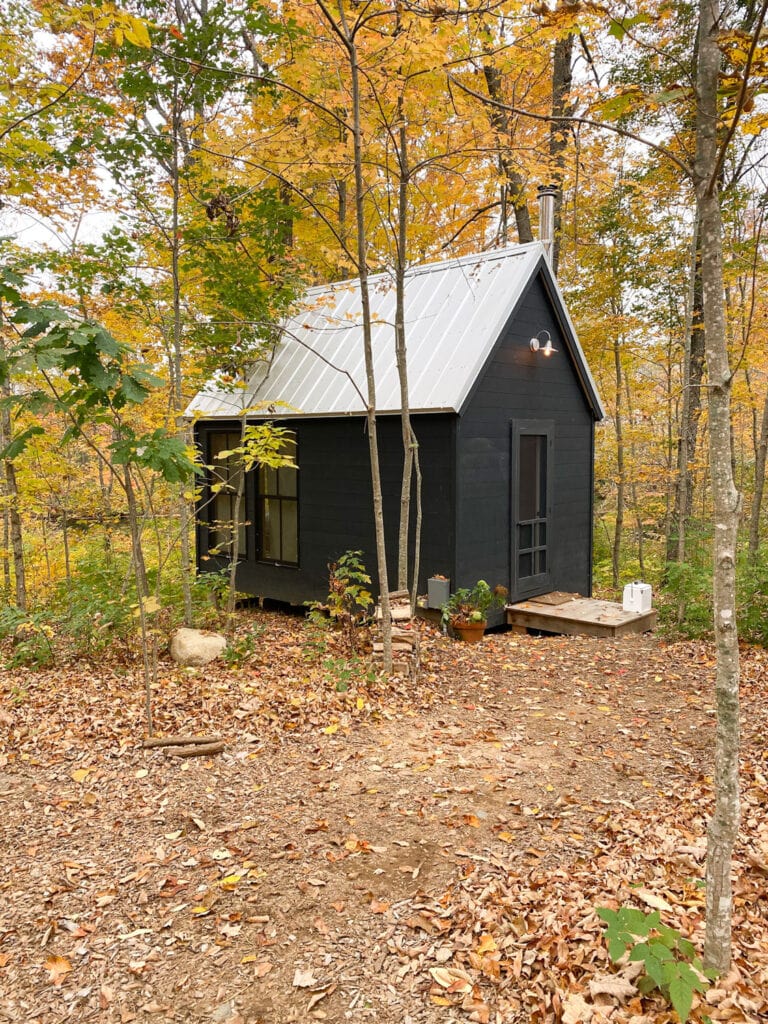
[
  {"x1": 310, "y1": 550, "x2": 373, "y2": 653},
  {"x1": 598, "y1": 906, "x2": 716, "y2": 1022},
  {"x1": 661, "y1": 535, "x2": 768, "y2": 645},
  {"x1": 441, "y1": 579, "x2": 508, "y2": 628},
  {"x1": 0, "y1": 607, "x2": 55, "y2": 668}
]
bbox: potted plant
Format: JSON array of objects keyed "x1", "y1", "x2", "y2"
[{"x1": 441, "y1": 580, "x2": 508, "y2": 642}]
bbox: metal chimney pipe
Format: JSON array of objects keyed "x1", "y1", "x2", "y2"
[{"x1": 537, "y1": 184, "x2": 557, "y2": 265}]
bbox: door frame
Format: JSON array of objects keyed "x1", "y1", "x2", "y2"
[{"x1": 510, "y1": 419, "x2": 554, "y2": 600}]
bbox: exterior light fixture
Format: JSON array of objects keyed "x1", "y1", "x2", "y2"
[{"x1": 530, "y1": 330, "x2": 557, "y2": 357}]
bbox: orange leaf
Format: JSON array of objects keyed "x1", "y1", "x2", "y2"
[
  {"x1": 370, "y1": 898, "x2": 390, "y2": 914},
  {"x1": 44, "y1": 955, "x2": 72, "y2": 985},
  {"x1": 476, "y1": 933, "x2": 497, "y2": 955}
]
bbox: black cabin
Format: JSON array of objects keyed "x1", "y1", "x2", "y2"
[{"x1": 189, "y1": 243, "x2": 604, "y2": 610}]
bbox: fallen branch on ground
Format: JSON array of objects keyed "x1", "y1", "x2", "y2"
[
  {"x1": 142, "y1": 735, "x2": 223, "y2": 748},
  {"x1": 164, "y1": 742, "x2": 226, "y2": 758}
]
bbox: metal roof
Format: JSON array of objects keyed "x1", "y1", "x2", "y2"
[{"x1": 187, "y1": 242, "x2": 603, "y2": 421}]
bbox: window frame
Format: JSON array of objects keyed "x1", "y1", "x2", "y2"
[
  {"x1": 255, "y1": 430, "x2": 299, "y2": 567},
  {"x1": 204, "y1": 429, "x2": 249, "y2": 561}
]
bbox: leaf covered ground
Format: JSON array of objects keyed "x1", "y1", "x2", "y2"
[{"x1": 1, "y1": 612, "x2": 767, "y2": 1024}]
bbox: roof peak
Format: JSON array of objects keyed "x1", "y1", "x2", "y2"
[{"x1": 304, "y1": 242, "x2": 545, "y2": 296}]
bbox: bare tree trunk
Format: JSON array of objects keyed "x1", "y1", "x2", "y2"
[
  {"x1": 549, "y1": 21, "x2": 574, "y2": 274},
  {"x1": 0, "y1": 402, "x2": 26, "y2": 610},
  {"x1": 394, "y1": 117, "x2": 418, "y2": 600},
  {"x1": 409, "y1": 425, "x2": 422, "y2": 615},
  {"x1": 668, "y1": 233, "x2": 706, "y2": 576},
  {"x1": 170, "y1": 84, "x2": 195, "y2": 627},
  {"x1": 631, "y1": 480, "x2": 645, "y2": 576},
  {"x1": 1, "y1": 488, "x2": 10, "y2": 599},
  {"x1": 622, "y1": 373, "x2": 645, "y2": 576},
  {"x1": 748, "y1": 390, "x2": 768, "y2": 562},
  {"x1": 62, "y1": 506, "x2": 72, "y2": 589},
  {"x1": 226, "y1": 413, "x2": 248, "y2": 621},
  {"x1": 696, "y1": 0, "x2": 742, "y2": 974},
  {"x1": 481, "y1": 65, "x2": 533, "y2": 244},
  {"x1": 124, "y1": 464, "x2": 149, "y2": 599},
  {"x1": 123, "y1": 461, "x2": 154, "y2": 733},
  {"x1": 97, "y1": 458, "x2": 114, "y2": 561},
  {"x1": 341, "y1": 14, "x2": 392, "y2": 670},
  {"x1": 612, "y1": 335, "x2": 625, "y2": 590}
]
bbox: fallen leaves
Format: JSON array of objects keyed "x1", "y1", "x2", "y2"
[
  {"x1": 635, "y1": 888, "x2": 675, "y2": 913},
  {"x1": 43, "y1": 954, "x2": 72, "y2": 985},
  {"x1": 2, "y1": 621, "x2": 768, "y2": 1024},
  {"x1": 292, "y1": 967, "x2": 317, "y2": 988},
  {"x1": 429, "y1": 966, "x2": 474, "y2": 993},
  {"x1": 588, "y1": 974, "x2": 639, "y2": 1000}
]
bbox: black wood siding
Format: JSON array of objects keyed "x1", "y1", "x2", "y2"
[
  {"x1": 196, "y1": 414, "x2": 455, "y2": 605},
  {"x1": 455, "y1": 271, "x2": 595, "y2": 602}
]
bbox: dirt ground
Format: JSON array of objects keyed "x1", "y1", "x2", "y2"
[{"x1": 1, "y1": 614, "x2": 767, "y2": 1023}]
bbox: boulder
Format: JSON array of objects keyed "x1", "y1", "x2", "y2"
[{"x1": 170, "y1": 627, "x2": 227, "y2": 667}]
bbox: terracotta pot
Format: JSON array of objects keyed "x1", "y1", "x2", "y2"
[{"x1": 452, "y1": 619, "x2": 487, "y2": 642}]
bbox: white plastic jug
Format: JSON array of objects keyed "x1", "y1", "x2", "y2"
[{"x1": 623, "y1": 581, "x2": 652, "y2": 614}]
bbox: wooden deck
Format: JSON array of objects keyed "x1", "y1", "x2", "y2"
[{"x1": 506, "y1": 592, "x2": 657, "y2": 638}]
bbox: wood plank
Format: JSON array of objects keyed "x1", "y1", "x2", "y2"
[
  {"x1": 529, "y1": 591, "x2": 579, "y2": 607},
  {"x1": 506, "y1": 596, "x2": 656, "y2": 638}
]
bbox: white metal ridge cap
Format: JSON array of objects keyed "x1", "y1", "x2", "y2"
[
  {"x1": 404, "y1": 241, "x2": 541, "y2": 281},
  {"x1": 295, "y1": 241, "x2": 540, "y2": 299}
]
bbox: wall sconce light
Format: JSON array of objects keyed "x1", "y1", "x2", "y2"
[{"x1": 530, "y1": 330, "x2": 557, "y2": 357}]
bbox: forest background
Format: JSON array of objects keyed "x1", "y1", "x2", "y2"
[{"x1": 1, "y1": 0, "x2": 767, "y2": 651}]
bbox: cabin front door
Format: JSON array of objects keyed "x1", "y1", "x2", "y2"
[{"x1": 511, "y1": 421, "x2": 553, "y2": 599}]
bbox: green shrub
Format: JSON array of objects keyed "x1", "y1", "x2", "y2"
[
  {"x1": 661, "y1": 534, "x2": 768, "y2": 645},
  {"x1": 598, "y1": 906, "x2": 716, "y2": 1022},
  {"x1": 223, "y1": 627, "x2": 264, "y2": 667},
  {"x1": 0, "y1": 607, "x2": 55, "y2": 668}
]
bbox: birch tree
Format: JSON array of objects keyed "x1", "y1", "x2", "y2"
[{"x1": 455, "y1": 0, "x2": 768, "y2": 972}]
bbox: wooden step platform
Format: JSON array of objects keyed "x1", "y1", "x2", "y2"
[{"x1": 506, "y1": 593, "x2": 657, "y2": 638}]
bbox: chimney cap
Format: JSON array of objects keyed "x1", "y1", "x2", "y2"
[{"x1": 537, "y1": 183, "x2": 559, "y2": 197}]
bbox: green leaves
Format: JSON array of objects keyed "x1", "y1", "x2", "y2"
[
  {"x1": 597, "y1": 905, "x2": 716, "y2": 1022},
  {"x1": 4, "y1": 278, "x2": 157, "y2": 411},
  {"x1": 608, "y1": 14, "x2": 652, "y2": 42},
  {"x1": 222, "y1": 423, "x2": 297, "y2": 474},
  {"x1": 0, "y1": 424, "x2": 44, "y2": 461},
  {"x1": 110, "y1": 429, "x2": 200, "y2": 484},
  {"x1": 0, "y1": 264, "x2": 195, "y2": 484}
]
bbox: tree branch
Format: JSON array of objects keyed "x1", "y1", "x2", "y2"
[{"x1": 448, "y1": 73, "x2": 694, "y2": 179}]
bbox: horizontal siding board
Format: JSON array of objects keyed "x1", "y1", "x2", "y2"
[
  {"x1": 455, "y1": 272, "x2": 594, "y2": 600},
  {"x1": 195, "y1": 414, "x2": 455, "y2": 604},
  {"x1": 195, "y1": 266, "x2": 595, "y2": 608}
]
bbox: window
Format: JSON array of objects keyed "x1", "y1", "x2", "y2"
[
  {"x1": 207, "y1": 432, "x2": 247, "y2": 558},
  {"x1": 257, "y1": 432, "x2": 298, "y2": 565}
]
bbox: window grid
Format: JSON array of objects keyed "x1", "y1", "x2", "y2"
[
  {"x1": 257, "y1": 436, "x2": 298, "y2": 566},
  {"x1": 207, "y1": 432, "x2": 247, "y2": 559}
]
